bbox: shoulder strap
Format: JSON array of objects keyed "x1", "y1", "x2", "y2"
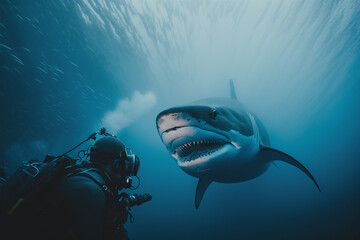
[{"x1": 67, "y1": 168, "x2": 117, "y2": 198}]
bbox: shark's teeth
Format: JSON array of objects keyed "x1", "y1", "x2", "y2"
[
  {"x1": 177, "y1": 147, "x2": 223, "y2": 166},
  {"x1": 177, "y1": 144, "x2": 231, "y2": 167},
  {"x1": 174, "y1": 139, "x2": 226, "y2": 161}
]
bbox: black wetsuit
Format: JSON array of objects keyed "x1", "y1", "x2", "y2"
[{"x1": 4, "y1": 166, "x2": 130, "y2": 240}]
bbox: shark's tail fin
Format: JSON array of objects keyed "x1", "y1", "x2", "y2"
[
  {"x1": 229, "y1": 79, "x2": 237, "y2": 100},
  {"x1": 260, "y1": 144, "x2": 321, "y2": 192}
]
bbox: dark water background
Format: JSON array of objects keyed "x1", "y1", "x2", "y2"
[{"x1": 1, "y1": 1, "x2": 359, "y2": 239}]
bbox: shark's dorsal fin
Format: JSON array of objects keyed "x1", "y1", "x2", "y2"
[
  {"x1": 229, "y1": 79, "x2": 237, "y2": 100},
  {"x1": 260, "y1": 144, "x2": 321, "y2": 192},
  {"x1": 195, "y1": 179, "x2": 212, "y2": 209}
]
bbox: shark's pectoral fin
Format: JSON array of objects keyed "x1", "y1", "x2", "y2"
[
  {"x1": 260, "y1": 144, "x2": 321, "y2": 192},
  {"x1": 195, "y1": 179, "x2": 212, "y2": 209}
]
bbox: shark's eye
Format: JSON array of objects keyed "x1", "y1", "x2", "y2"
[{"x1": 212, "y1": 109, "x2": 217, "y2": 119}]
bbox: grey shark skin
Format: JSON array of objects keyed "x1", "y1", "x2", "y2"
[{"x1": 156, "y1": 80, "x2": 320, "y2": 209}]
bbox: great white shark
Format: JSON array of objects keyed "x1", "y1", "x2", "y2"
[{"x1": 156, "y1": 80, "x2": 320, "y2": 209}]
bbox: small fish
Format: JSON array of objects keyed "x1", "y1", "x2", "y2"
[
  {"x1": 54, "y1": 66, "x2": 64, "y2": 74},
  {"x1": 16, "y1": 14, "x2": 24, "y2": 20},
  {"x1": 70, "y1": 62, "x2": 79, "y2": 67},
  {"x1": 11, "y1": 54, "x2": 24, "y2": 65},
  {"x1": 34, "y1": 78, "x2": 43, "y2": 84},
  {"x1": 36, "y1": 67, "x2": 48, "y2": 74},
  {"x1": 86, "y1": 85, "x2": 95, "y2": 93},
  {"x1": 0, "y1": 43, "x2": 12, "y2": 51}
]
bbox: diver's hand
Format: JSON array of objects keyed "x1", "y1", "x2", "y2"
[
  {"x1": 129, "y1": 193, "x2": 152, "y2": 206},
  {"x1": 119, "y1": 193, "x2": 152, "y2": 207}
]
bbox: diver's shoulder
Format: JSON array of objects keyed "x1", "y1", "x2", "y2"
[{"x1": 57, "y1": 168, "x2": 107, "y2": 195}]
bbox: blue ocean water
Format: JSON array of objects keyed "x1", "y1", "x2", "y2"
[{"x1": 0, "y1": 1, "x2": 359, "y2": 239}]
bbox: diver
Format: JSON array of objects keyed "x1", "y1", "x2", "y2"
[{"x1": 2, "y1": 135, "x2": 151, "y2": 240}]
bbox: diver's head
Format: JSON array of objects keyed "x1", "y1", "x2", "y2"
[{"x1": 90, "y1": 136, "x2": 140, "y2": 188}]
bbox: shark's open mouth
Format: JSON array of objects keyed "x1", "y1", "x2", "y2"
[{"x1": 174, "y1": 139, "x2": 227, "y2": 162}]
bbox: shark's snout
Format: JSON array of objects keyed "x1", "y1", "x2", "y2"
[
  {"x1": 156, "y1": 106, "x2": 215, "y2": 133},
  {"x1": 157, "y1": 112, "x2": 192, "y2": 136}
]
